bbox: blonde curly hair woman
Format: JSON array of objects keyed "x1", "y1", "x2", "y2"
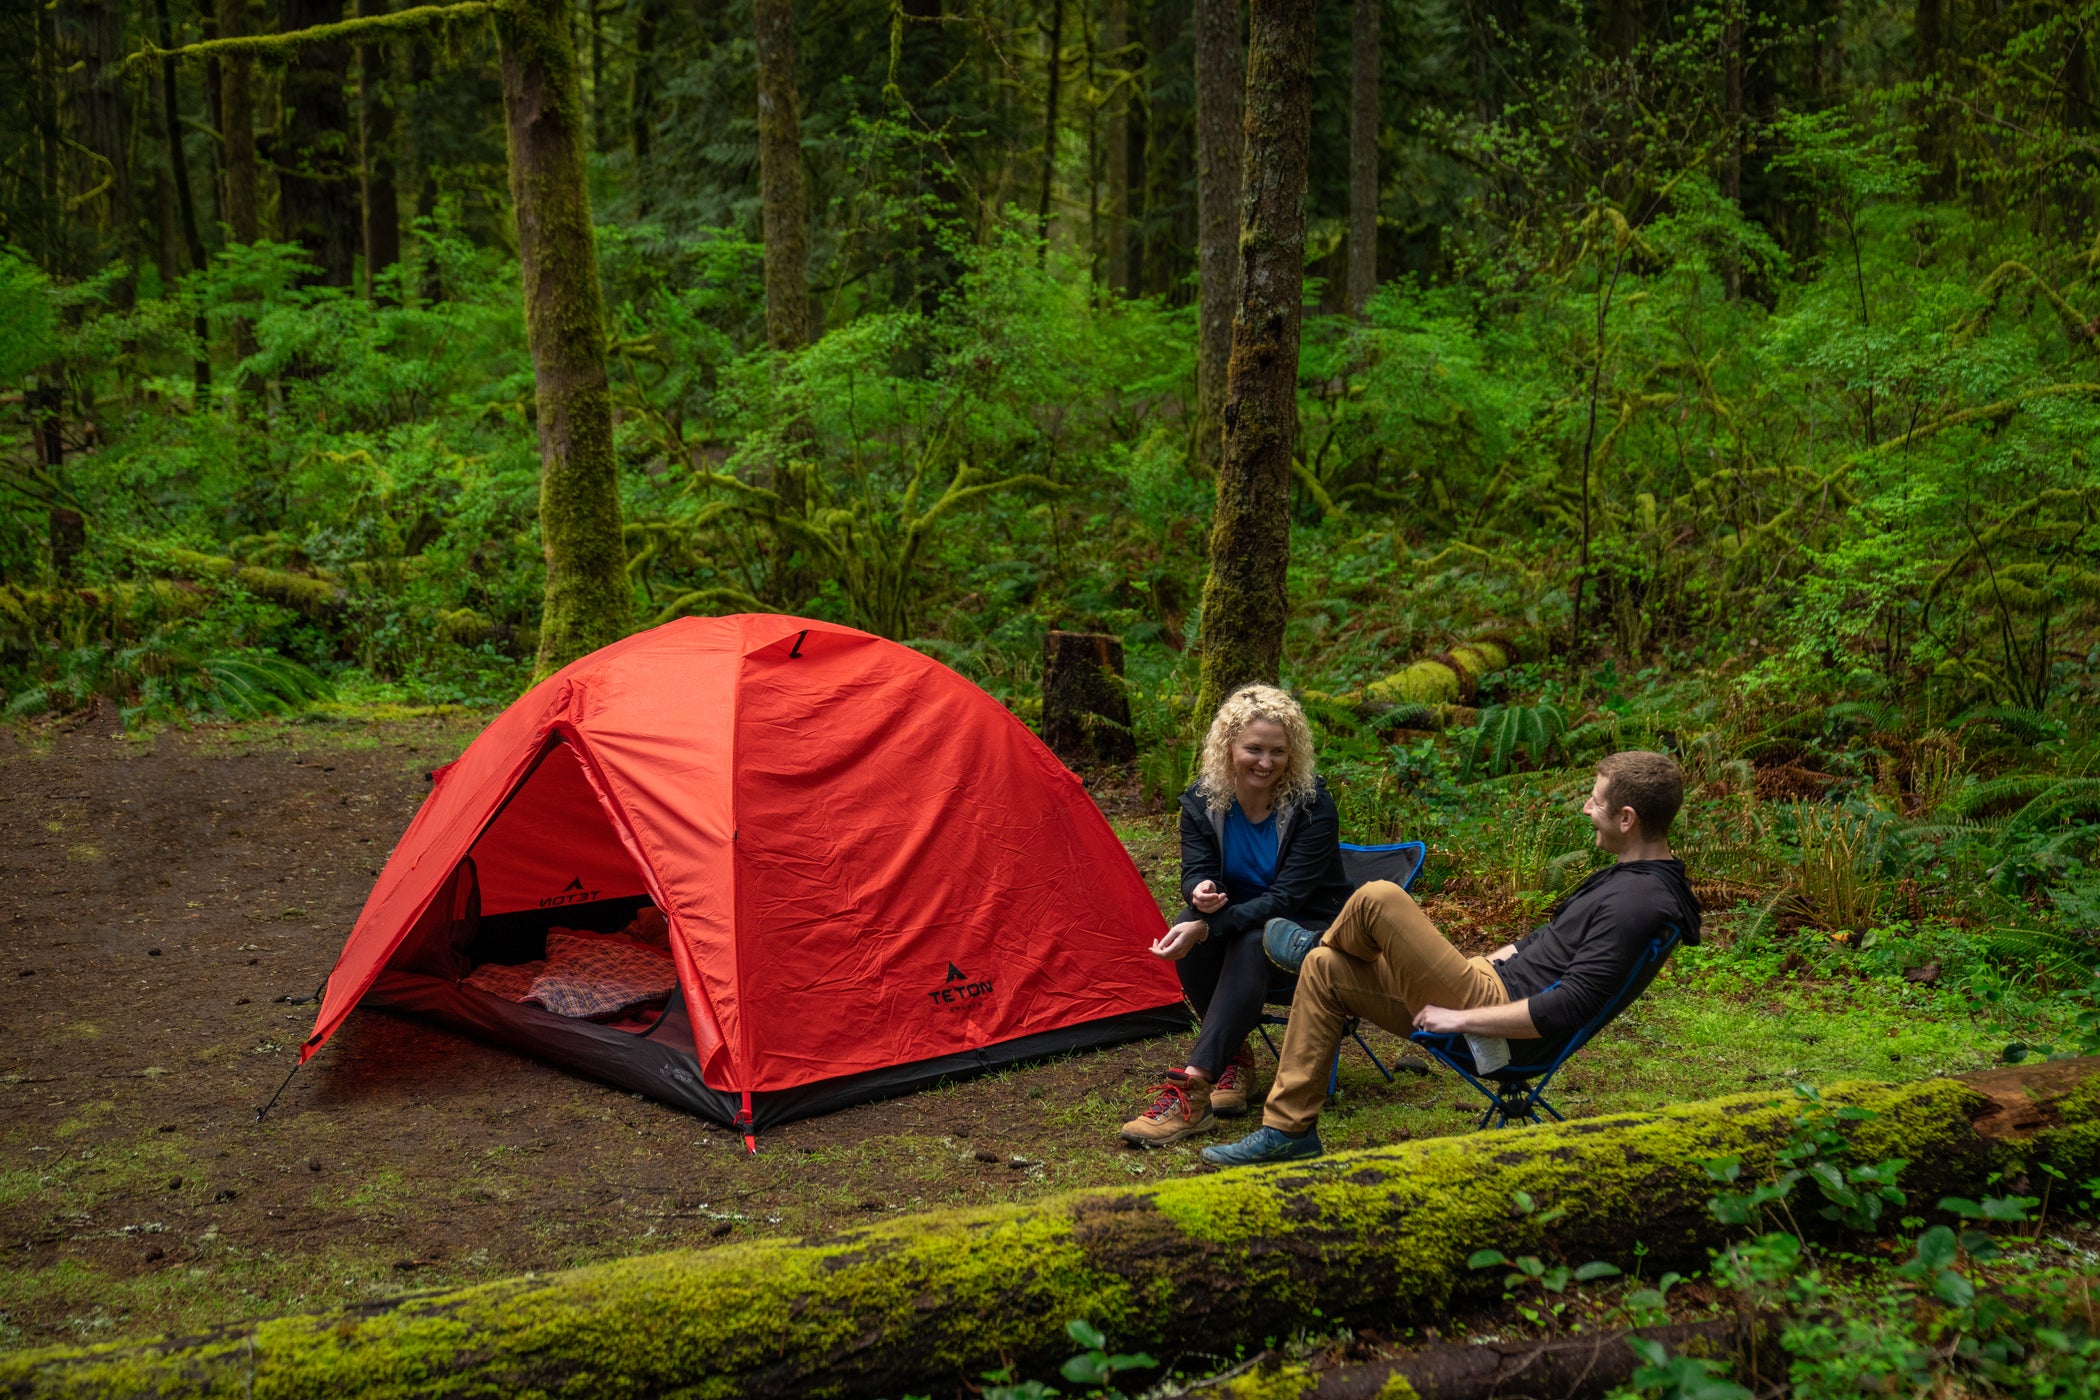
[{"x1": 1119, "y1": 684, "x2": 1355, "y2": 1148}]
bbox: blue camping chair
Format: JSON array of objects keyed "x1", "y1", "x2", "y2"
[
  {"x1": 1253, "y1": 841, "x2": 1430, "y2": 1094},
  {"x1": 1409, "y1": 923, "x2": 1685, "y2": 1128}
]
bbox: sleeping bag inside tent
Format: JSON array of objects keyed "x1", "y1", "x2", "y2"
[{"x1": 302, "y1": 615, "x2": 1190, "y2": 1129}]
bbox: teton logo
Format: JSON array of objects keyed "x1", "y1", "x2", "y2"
[
  {"x1": 928, "y1": 961, "x2": 994, "y2": 1007},
  {"x1": 538, "y1": 875, "x2": 600, "y2": 909}
]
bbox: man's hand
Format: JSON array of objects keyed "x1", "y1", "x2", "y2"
[
  {"x1": 1151, "y1": 919, "x2": 1209, "y2": 961},
  {"x1": 1190, "y1": 879, "x2": 1229, "y2": 915},
  {"x1": 1415, "y1": 999, "x2": 1541, "y2": 1039},
  {"x1": 1486, "y1": 943, "x2": 1518, "y2": 963},
  {"x1": 1413, "y1": 1004, "x2": 1471, "y2": 1035}
]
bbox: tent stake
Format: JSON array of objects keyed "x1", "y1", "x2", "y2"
[
  {"x1": 255, "y1": 1057, "x2": 302, "y2": 1122},
  {"x1": 739, "y1": 1090, "x2": 756, "y2": 1155}
]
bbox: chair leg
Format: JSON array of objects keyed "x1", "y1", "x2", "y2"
[
  {"x1": 1328, "y1": 1050, "x2": 1341, "y2": 1101},
  {"x1": 1350, "y1": 1029, "x2": 1396, "y2": 1084},
  {"x1": 1255, "y1": 1024, "x2": 1279, "y2": 1059}
]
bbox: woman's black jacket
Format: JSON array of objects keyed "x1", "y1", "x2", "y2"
[{"x1": 1176, "y1": 777, "x2": 1355, "y2": 941}]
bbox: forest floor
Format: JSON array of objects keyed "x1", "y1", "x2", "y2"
[{"x1": 0, "y1": 715, "x2": 2029, "y2": 1352}]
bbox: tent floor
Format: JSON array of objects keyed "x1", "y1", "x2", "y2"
[{"x1": 366, "y1": 972, "x2": 1193, "y2": 1130}]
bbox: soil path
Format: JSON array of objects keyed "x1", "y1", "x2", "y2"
[{"x1": 0, "y1": 716, "x2": 1442, "y2": 1347}]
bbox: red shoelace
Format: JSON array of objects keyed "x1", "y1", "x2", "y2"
[{"x1": 1141, "y1": 1080, "x2": 1194, "y2": 1121}]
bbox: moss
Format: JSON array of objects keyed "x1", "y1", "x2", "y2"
[
  {"x1": 1366, "y1": 660, "x2": 1461, "y2": 706},
  {"x1": 1219, "y1": 1360, "x2": 1315, "y2": 1399},
  {"x1": 4, "y1": 1071, "x2": 2089, "y2": 1399},
  {"x1": 1374, "y1": 1376, "x2": 1423, "y2": 1400},
  {"x1": 494, "y1": 0, "x2": 632, "y2": 678},
  {"x1": 127, "y1": 0, "x2": 494, "y2": 70}
]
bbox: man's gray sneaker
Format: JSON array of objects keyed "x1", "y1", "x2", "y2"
[
  {"x1": 1264, "y1": 917, "x2": 1322, "y2": 975},
  {"x1": 1201, "y1": 1124, "x2": 1323, "y2": 1167}
]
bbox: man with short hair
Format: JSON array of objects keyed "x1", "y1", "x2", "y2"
[{"x1": 1202, "y1": 750, "x2": 1702, "y2": 1166}]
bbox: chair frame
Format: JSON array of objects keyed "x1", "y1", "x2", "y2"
[{"x1": 1410, "y1": 924, "x2": 1685, "y2": 1128}]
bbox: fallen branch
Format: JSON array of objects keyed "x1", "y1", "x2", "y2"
[{"x1": 4, "y1": 1060, "x2": 2097, "y2": 1398}]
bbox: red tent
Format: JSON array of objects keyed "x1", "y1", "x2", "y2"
[{"x1": 303, "y1": 616, "x2": 1186, "y2": 1133}]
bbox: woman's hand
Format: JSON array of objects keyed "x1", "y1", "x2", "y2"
[
  {"x1": 1189, "y1": 879, "x2": 1228, "y2": 915},
  {"x1": 1151, "y1": 919, "x2": 1209, "y2": 961}
]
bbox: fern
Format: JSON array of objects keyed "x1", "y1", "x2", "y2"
[
  {"x1": 1956, "y1": 704, "x2": 2062, "y2": 746},
  {"x1": 1976, "y1": 926, "x2": 2096, "y2": 976},
  {"x1": 1459, "y1": 702, "x2": 1568, "y2": 781}
]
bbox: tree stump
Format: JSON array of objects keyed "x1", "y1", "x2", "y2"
[{"x1": 1041, "y1": 630, "x2": 1136, "y2": 767}]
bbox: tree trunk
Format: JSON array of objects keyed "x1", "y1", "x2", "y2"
[
  {"x1": 754, "y1": 0, "x2": 809, "y2": 349},
  {"x1": 1122, "y1": 3, "x2": 1147, "y2": 298},
  {"x1": 1037, "y1": 0, "x2": 1066, "y2": 257},
  {"x1": 1103, "y1": 0, "x2": 1129, "y2": 292},
  {"x1": 34, "y1": 0, "x2": 61, "y2": 264},
  {"x1": 408, "y1": 36, "x2": 442, "y2": 299},
  {"x1": 29, "y1": 374, "x2": 81, "y2": 580},
  {"x1": 154, "y1": 0, "x2": 213, "y2": 394},
  {"x1": 1042, "y1": 630, "x2": 1137, "y2": 767},
  {"x1": 217, "y1": 0, "x2": 259, "y2": 244},
  {"x1": 1195, "y1": 0, "x2": 1310, "y2": 718},
  {"x1": 1191, "y1": 0, "x2": 1241, "y2": 473},
  {"x1": 276, "y1": 0, "x2": 358, "y2": 285},
  {"x1": 58, "y1": 0, "x2": 141, "y2": 294},
  {"x1": 1915, "y1": 0, "x2": 1952, "y2": 199},
  {"x1": 629, "y1": 0, "x2": 663, "y2": 191},
  {"x1": 497, "y1": 0, "x2": 633, "y2": 677},
  {"x1": 357, "y1": 0, "x2": 402, "y2": 301},
  {"x1": 10, "y1": 1061, "x2": 2098, "y2": 1399},
  {"x1": 1720, "y1": 0, "x2": 1741, "y2": 298},
  {"x1": 1346, "y1": 0, "x2": 1377, "y2": 315}
]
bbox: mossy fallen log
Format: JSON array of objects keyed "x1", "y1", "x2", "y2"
[
  {"x1": 1304, "y1": 636, "x2": 1519, "y2": 714},
  {"x1": 5, "y1": 1061, "x2": 2097, "y2": 1400}
]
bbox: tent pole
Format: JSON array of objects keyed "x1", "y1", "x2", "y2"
[{"x1": 255, "y1": 1056, "x2": 303, "y2": 1122}]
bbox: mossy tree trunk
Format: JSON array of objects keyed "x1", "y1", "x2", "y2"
[
  {"x1": 1191, "y1": 0, "x2": 1242, "y2": 474},
  {"x1": 275, "y1": 0, "x2": 358, "y2": 286},
  {"x1": 1346, "y1": 0, "x2": 1377, "y2": 316},
  {"x1": 153, "y1": 0, "x2": 212, "y2": 394},
  {"x1": 356, "y1": 0, "x2": 401, "y2": 303},
  {"x1": 1196, "y1": 0, "x2": 1311, "y2": 720},
  {"x1": 217, "y1": 0, "x2": 261, "y2": 382},
  {"x1": 754, "y1": 0, "x2": 809, "y2": 349},
  {"x1": 8, "y1": 1062, "x2": 2099, "y2": 1399},
  {"x1": 497, "y1": 0, "x2": 632, "y2": 676}
]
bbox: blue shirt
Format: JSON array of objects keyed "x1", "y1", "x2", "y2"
[{"x1": 1220, "y1": 802, "x2": 1278, "y2": 900}]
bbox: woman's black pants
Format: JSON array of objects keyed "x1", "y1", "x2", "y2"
[{"x1": 1176, "y1": 929, "x2": 1285, "y2": 1080}]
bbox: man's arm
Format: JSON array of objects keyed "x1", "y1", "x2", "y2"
[{"x1": 1414, "y1": 999, "x2": 1539, "y2": 1038}]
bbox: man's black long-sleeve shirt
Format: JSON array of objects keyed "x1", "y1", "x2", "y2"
[{"x1": 1495, "y1": 858, "x2": 1702, "y2": 1036}]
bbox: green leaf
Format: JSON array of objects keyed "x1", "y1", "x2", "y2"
[
  {"x1": 1574, "y1": 1260, "x2": 1622, "y2": 1281},
  {"x1": 1938, "y1": 1196, "x2": 1983, "y2": 1219},
  {"x1": 1064, "y1": 1319, "x2": 1105, "y2": 1351},
  {"x1": 1467, "y1": 1249, "x2": 1509, "y2": 1269},
  {"x1": 1978, "y1": 1194, "x2": 2037, "y2": 1221},
  {"x1": 1703, "y1": 1156, "x2": 1743, "y2": 1183},
  {"x1": 1933, "y1": 1268, "x2": 1976, "y2": 1308},
  {"x1": 1913, "y1": 1225, "x2": 1957, "y2": 1271},
  {"x1": 1060, "y1": 1353, "x2": 1109, "y2": 1385}
]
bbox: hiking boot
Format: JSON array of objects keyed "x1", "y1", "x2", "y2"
[
  {"x1": 1210, "y1": 1050, "x2": 1257, "y2": 1118},
  {"x1": 1264, "y1": 917, "x2": 1323, "y2": 976},
  {"x1": 1119, "y1": 1070, "x2": 1215, "y2": 1147},
  {"x1": 1200, "y1": 1124, "x2": 1324, "y2": 1168}
]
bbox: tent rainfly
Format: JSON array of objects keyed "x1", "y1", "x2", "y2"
[{"x1": 301, "y1": 616, "x2": 1188, "y2": 1141}]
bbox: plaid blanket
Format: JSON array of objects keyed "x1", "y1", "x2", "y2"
[
  {"x1": 533, "y1": 932, "x2": 677, "y2": 1020},
  {"x1": 462, "y1": 931, "x2": 676, "y2": 1022}
]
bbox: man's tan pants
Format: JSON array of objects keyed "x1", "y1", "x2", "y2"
[{"x1": 1263, "y1": 880, "x2": 1508, "y2": 1134}]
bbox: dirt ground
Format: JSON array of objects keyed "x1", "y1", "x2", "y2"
[{"x1": 0, "y1": 714, "x2": 1511, "y2": 1350}]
